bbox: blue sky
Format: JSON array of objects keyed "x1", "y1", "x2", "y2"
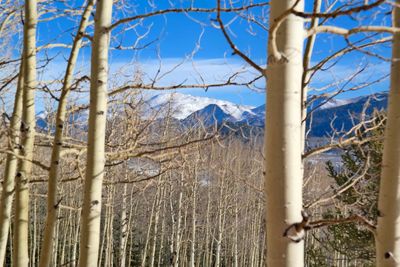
[{"x1": 29, "y1": 0, "x2": 393, "y2": 110}]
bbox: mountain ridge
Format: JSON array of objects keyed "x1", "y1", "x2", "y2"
[{"x1": 33, "y1": 91, "x2": 388, "y2": 137}]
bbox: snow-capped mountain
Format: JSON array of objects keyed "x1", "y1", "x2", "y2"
[
  {"x1": 307, "y1": 95, "x2": 365, "y2": 110},
  {"x1": 241, "y1": 105, "x2": 265, "y2": 126},
  {"x1": 307, "y1": 92, "x2": 387, "y2": 136},
  {"x1": 33, "y1": 91, "x2": 389, "y2": 138},
  {"x1": 35, "y1": 109, "x2": 89, "y2": 131},
  {"x1": 182, "y1": 104, "x2": 236, "y2": 127},
  {"x1": 36, "y1": 110, "x2": 49, "y2": 129},
  {"x1": 143, "y1": 92, "x2": 255, "y2": 121}
]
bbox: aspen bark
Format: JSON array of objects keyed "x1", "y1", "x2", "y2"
[
  {"x1": 150, "y1": 185, "x2": 163, "y2": 267},
  {"x1": 157, "y1": 190, "x2": 167, "y2": 267},
  {"x1": 141, "y1": 189, "x2": 158, "y2": 267},
  {"x1": 215, "y1": 172, "x2": 225, "y2": 267},
  {"x1": 0, "y1": 59, "x2": 24, "y2": 266},
  {"x1": 376, "y1": 1, "x2": 400, "y2": 266},
  {"x1": 30, "y1": 195, "x2": 37, "y2": 267},
  {"x1": 13, "y1": 0, "x2": 37, "y2": 265},
  {"x1": 38, "y1": 2, "x2": 95, "y2": 266},
  {"x1": 204, "y1": 183, "x2": 211, "y2": 267},
  {"x1": 71, "y1": 214, "x2": 80, "y2": 267},
  {"x1": 119, "y1": 184, "x2": 128, "y2": 267},
  {"x1": 78, "y1": 0, "x2": 113, "y2": 265},
  {"x1": 189, "y1": 167, "x2": 197, "y2": 267},
  {"x1": 265, "y1": 0, "x2": 304, "y2": 266},
  {"x1": 173, "y1": 175, "x2": 183, "y2": 267}
]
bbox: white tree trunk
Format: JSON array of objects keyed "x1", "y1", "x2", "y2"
[
  {"x1": 376, "y1": 2, "x2": 400, "y2": 266},
  {"x1": 38, "y1": 2, "x2": 95, "y2": 267},
  {"x1": 265, "y1": 0, "x2": 304, "y2": 266},
  {"x1": 0, "y1": 59, "x2": 24, "y2": 266},
  {"x1": 119, "y1": 184, "x2": 128, "y2": 267},
  {"x1": 78, "y1": 0, "x2": 113, "y2": 265},
  {"x1": 13, "y1": 0, "x2": 37, "y2": 265}
]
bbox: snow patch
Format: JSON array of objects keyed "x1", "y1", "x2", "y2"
[{"x1": 143, "y1": 92, "x2": 255, "y2": 121}]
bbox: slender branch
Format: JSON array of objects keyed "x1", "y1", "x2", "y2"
[
  {"x1": 109, "y1": 3, "x2": 269, "y2": 31},
  {"x1": 292, "y1": 0, "x2": 385, "y2": 19},
  {"x1": 306, "y1": 25, "x2": 400, "y2": 38},
  {"x1": 215, "y1": 0, "x2": 264, "y2": 73}
]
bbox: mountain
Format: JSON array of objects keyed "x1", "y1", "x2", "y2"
[
  {"x1": 35, "y1": 109, "x2": 89, "y2": 131},
  {"x1": 182, "y1": 104, "x2": 235, "y2": 127},
  {"x1": 307, "y1": 95, "x2": 361, "y2": 110},
  {"x1": 235, "y1": 92, "x2": 388, "y2": 137},
  {"x1": 143, "y1": 92, "x2": 255, "y2": 121},
  {"x1": 33, "y1": 91, "x2": 388, "y2": 138},
  {"x1": 36, "y1": 111, "x2": 49, "y2": 129},
  {"x1": 307, "y1": 92, "x2": 387, "y2": 136},
  {"x1": 241, "y1": 105, "x2": 265, "y2": 127}
]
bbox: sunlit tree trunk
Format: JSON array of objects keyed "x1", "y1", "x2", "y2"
[
  {"x1": 104, "y1": 186, "x2": 115, "y2": 267},
  {"x1": 119, "y1": 184, "x2": 128, "y2": 267},
  {"x1": 150, "y1": 185, "x2": 163, "y2": 267},
  {"x1": 265, "y1": 0, "x2": 304, "y2": 266},
  {"x1": 30, "y1": 194, "x2": 37, "y2": 267},
  {"x1": 78, "y1": 0, "x2": 113, "y2": 265},
  {"x1": 204, "y1": 183, "x2": 212, "y2": 267},
  {"x1": 215, "y1": 171, "x2": 226, "y2": 267},
  {"x1": 172, "y1": 174, "x2": 183, "y2": 267},
  {"x1": 13, "y1": 0, "x2": 37, "y2": 265},
  {"x1": 0, "y1": 58, "x2": 24, "y2": 266},
  {"x1": 189, "y1": 166, "x2": 197, "y2": 267},
  {"x1": 157, "y1": 189, "x2": 167, "y2": 267},
  {"x1": 376, "y1": 2, "x2": 400, "y2": 266},
  {"x1": 71, "y1": 214, "x2": 80, "y2": 267},
  {"x1": 127, "y1": 190, "x2": 137, "y2": 267},
  {"x1": 38, "y1": 2, "x2": 95, "y2": 267},
  {"x1": 141, "y1": 187, "x2": 158, "y2": 267}
]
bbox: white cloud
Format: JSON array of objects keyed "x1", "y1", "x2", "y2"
[{"x1": 32, "y1": 56, "x2": 263, "y2": 111}]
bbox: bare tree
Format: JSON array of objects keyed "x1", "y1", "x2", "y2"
[
  {"x1": 78, "y1": 0, "x2": 113, "y2": 265},
  {"x1": 13, "y1": 0, "x2": 37, "y2": 265},
  {"x1": 265, "y1": 0, "x2": 305, "y2": 266},
  {"x1": 0, "y1": 58, "x2": 23, "y2": 266},
  {"x1": 38, "y1": 1, "x2": 95, "y2": 266},
  {"x1": 376, "y1": 0, "x2": 400, "y2": 265}
]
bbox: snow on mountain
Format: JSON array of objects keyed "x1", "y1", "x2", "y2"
[
  {"x1": 319, "y1": 98, "x2": 353, "y2": 109},
  {"x1": 183, "y1": 104, "x2": 235, "y2": 127},
  {"x1": 34, "y1": 92, "x2": 389, "y2": 137},
  {"x1": 35, "y1": 109, "x2": 89, "y2": 130},
  {"x1": 143, "y1": 92, "x2": 255, "y2": 121},
  {"x1": 310, "y1": 95, "x2": 367, "y2": 110},
  {"x1": 240, "y1": 104, "x2": 265, "y2": 126},
  {"x1": 36, "y1": 110, "x2": 50, "y2": 129},
  {"x1": 36, "y1": 110, "x2": 49, "y2": 120}
]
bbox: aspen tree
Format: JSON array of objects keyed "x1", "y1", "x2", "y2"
[
  {"x1": 141, "y1": 188, "x2": 158, "y2": 267},
  {"x1": 150, "y1": 185, "x2": 163, "y2": 267},
  {"x1": 13, "y1": 0, "x2": 37, "y2": 265},
  {"x1": 30, "y1": 193, "x2": 37, "y2": 266},
  {"x1": 0, "y1": 59, "x2": 23, "y2": 266},
  {"x1": 265, "y1": 0, "x2": 305, "y2": 266},
  {"x1": 172, "y1": 173, "x2": 184, "y2": 267},
  {"x1": 204, "y1": 177, "x2": 212, "y2": 267},
  {"x1": 189, "y1": 165, "x2": 198, "y2": 267},
  {"x1": 78, "y1": 0, "x2": 113, "y2": 265},
  {"x1": 157, "y1": 189, "x2": 167, "y2": 267},
  {"x1": 215, "y1": 169, "x2": 226, "y2": 267},
  {"x1": 376, "y1": 1, "x2": 400, "y2": 266},
  {"x1": 38, "y1": 2, "x2": 95, "y2": 266},
  {"x1": 119, "y1": 184, "x2": 128, "y2": 267}
]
